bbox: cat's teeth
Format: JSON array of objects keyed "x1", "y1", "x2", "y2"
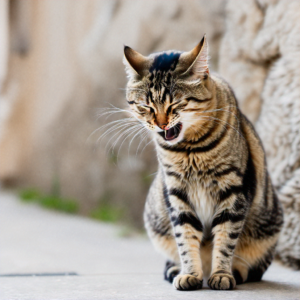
[{"x1": 164, "y1": 130, "x2": 167, "y2": 139}]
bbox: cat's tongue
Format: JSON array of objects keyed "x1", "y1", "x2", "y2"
[
  {"x1": 165, "y1": 127, "x2": 177, "y2": 140},
  {"x1": 164, "y1": 124, "x2": 181, "y2": 140}
]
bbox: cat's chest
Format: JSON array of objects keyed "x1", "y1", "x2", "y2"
[{"x1": 188, "y1": 184, "x2": 216, "y2": 229}]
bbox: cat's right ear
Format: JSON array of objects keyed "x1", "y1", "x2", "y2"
[{"x1": 123, "y1": 46, "x2": 149, "y2": 78}]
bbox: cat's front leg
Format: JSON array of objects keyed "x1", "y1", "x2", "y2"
[
  {"x1": 165, "y1": 183, "x2": 204, "y2": 291},
  {"x1": 208, "y1": 196, "x2": 247, "y2": 290}
]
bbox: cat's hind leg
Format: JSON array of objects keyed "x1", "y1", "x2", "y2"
[
  {"x1": 164, "y1": 260, "x2": 180, "y2": 283},
  {"x1": 232, "y1": 238, "x2": 277, "y2": 284}
]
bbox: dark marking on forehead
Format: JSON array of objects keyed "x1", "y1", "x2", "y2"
[
  {"x1": 148, "y1": 51, "x2": 181, "y2": 103},
  {"x1": 149, "y1": 52, "x2": 181, "y2": 73}
]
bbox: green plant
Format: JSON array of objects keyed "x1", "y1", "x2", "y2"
[
  {"x1": 19, "y1": 188, "x2": 78, "y2": 214},
  {"x1": 90, "y1": 203, "x2": 123, "y2": 223},
  {"x1": 19, "y1": 188, "x2": 41, "y2": 202},
  {"x1": 40, "y1": 195, "x2": 78, "y2": 213}
]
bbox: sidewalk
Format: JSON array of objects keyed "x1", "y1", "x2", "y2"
[{"x1": 1, "y1": 191, "x2": 299, "y2": 300}]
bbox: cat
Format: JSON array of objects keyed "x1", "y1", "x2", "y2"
[{"x1": 123, "y1": 35, "x2": 283, "y2": 290}]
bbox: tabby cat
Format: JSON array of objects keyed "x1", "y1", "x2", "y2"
[{"x1": 123, "y1": 36, "x2": 283, "y2": 290}]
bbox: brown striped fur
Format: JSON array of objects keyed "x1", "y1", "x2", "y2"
[{"x1": 123, "y1": 36, "x2": 283, "y2": 290}]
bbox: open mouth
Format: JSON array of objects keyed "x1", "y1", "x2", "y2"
[{"x1": 158, "y1": 123, "x2": 182, "y2": 141}]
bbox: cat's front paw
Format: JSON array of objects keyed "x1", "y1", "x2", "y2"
[
  {"x1": 208, "y1": 272, "x2": 236, "y2": 290},
  {"x1": 173, "y1": 274, "x2": 203, "y2": 291}
]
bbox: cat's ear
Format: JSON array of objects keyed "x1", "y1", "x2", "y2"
[
  {"x1": 179, "y1": 35, "x2": 209, "y2": 79},
  {"x1": 123, "y1": 46, "x2": 149, "y2": 78}
]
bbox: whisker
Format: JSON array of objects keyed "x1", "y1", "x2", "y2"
[
  {"x1": 97, "y1": 110, "x2": 134, "y2": 122},
  {"x1": 101, "y1": 125, "x2": 134, "y2": 148},
  {"x1": 110, "y1": 124, "x2": 142, "y2": 151},
  {"x1": 87, "y1": 118, "x2": 135, "y2": 143},
  {"x1": 128, "y1": 125, "x2": 147, "y2": 157},
  {"x1": 140, "y1": 136, "x2": 154, "y2": 155},
  {"x1": 197, "y1": 115, "x2": 244, "y2": 139},
  {"x1": 96, "y1": 119, "x2": 135, "y2": 137},
  {"x1": 119, "y1": 87, "x2": 146, "y2": 93},
  {"x1": 200, "y1": 106, "x2": 239, "y2": 120},
  {"x1": 106, "y1": 124, "x2": 141, "y2": 154},
  {"x1": 136, "y1": 128, "x2": 150, "y2": 156},
  {"x1": 106, "y1": 104, "x2": 136, "y2": 116},
  {"x1": 116, "y1": 125, "x2": 144, "y2": 159},
  {"x1": 145, "y1": 171, "x2": 158, "y2": 177},
  {"x1": 182, "y1": 112, "x2": 243, "y2": 140},
  {"x1": 203, "y1": 105, "x2": 238, "y2": 112},
  {"x1": 97, "y1": 122, "x2": 135, "y2": 144},
  {"x1": 126, "y1": 127, "x2": 149, "y2": 168},
  {"x1": 98, "y1": 118, "x2": 135, "y2": 129}
]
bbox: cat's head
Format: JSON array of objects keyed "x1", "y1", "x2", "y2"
[{"x1": 123, "y1": 35, "x2": 214, "y2": 145}]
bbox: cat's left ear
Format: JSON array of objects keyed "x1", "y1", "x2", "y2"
[{"x1": 179, "y1": 35, "x2": 209, "y2": 79}]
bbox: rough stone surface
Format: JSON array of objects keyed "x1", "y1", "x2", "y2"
[
  {"x1": 1, "y1": 192, "x2": 299, "y2": 300},
  {"x1": 219, "y1": 0, "x2": 300, "y2": 270}
]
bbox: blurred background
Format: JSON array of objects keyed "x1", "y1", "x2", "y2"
[
  {"x1": 0, "y1": 0, "x2": 226, "y2": 228},
  {"x1": 0, "y1": 1, "x2": 299, "y2": 270}
]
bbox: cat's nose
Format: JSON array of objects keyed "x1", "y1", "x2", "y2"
[
  {"x1": 156, "y1": 113, "x2": 168, "y2": 129},
  {"x1": 158, "y1": 123, "x2": 168, "y2": 130}
]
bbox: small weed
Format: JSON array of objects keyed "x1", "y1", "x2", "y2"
[
  {"x1": 19, "y1": 188, "x2": 78, "y2": 214},
  {"x1": 19, "y1": 188, "x2": 41, "y2": 202},
  {"x1": 90, "y1": 204, "x2": 123, "y2": 223},
  {"x1": 40, "y1": 195, "x2": 78, "y2": 213}
]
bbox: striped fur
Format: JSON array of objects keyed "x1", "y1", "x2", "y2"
[{"x1": 123, "y1": 36, "x2": 283, "y2": 291}]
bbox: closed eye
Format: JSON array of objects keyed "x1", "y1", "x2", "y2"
[
  {"x1": 139, "y1": 104, "x2": 154, "y2": 114},
  {"x1": 186, "y1": 97, "x2": 211, "y2": 102},
  {"x1": 166, "y1": 100, "x2": 184, "y2": 114}
]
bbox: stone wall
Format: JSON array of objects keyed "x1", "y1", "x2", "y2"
[{"x1": 220, "y1": 0, "x2": 300, "y2": 269}]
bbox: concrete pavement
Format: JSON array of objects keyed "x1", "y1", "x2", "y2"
[{"x1": 1, "y1": 191, "x2": 299, "y2": 300}]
